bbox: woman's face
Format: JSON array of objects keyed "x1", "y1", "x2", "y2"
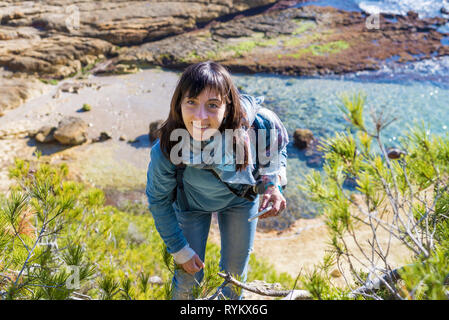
[{"x1": 181, "y1": 87, "x2": 227, "y2": 141}]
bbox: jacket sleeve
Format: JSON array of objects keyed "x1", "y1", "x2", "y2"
[{"x1": 145, "y1": 141, "x2": 189, "y2": 255}]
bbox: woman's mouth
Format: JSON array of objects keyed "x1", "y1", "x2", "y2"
[{"x1": 192, "y1": 123, "x2": 210, "y2": 130}]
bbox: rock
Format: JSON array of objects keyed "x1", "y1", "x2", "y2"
[
  {"x1": 406, "y1": 11, "x2": 419, "y2": 20},
  {"x1": 293, "y1": 128, "x2": 314, "y2": 149},
  {"x1": 0, "y1": 1, "x2": 278, "y2": 46},
  {"x1": 149, "y1": 120, "x2": 164, "y2": 143},
  {"x1": 93, "y1": 131, "x2": 112, "y2": 143},
  {"x1": 387, "y1": 147, "x2": 405, "y2": 160},
  {"x1": 119, "y1": 135, "x2": 127, "y2": 141},
  {"x1": 442, "y1": 7, "x2": 449, "y2": 15},
  {"x1": 306, "y1": 155, "x2": 323, "y2": 168},
  {"x1": 0, "y1": 72, "x2": 47, "y2": 112},
  {"x1": 34, "y1": 125, "x2": 57, "y2": 143},
  {"x1": 0, "y1": 33, "x2": 114, "y2": 79},
  {"x1": 60, "y1": 82, "x2": 83, "y2": 94},
  {"x1": 53, "y1": 116, "x2": 88, "y2": 145},
  {"x1": 121, "y1": 5, "x2": 449, "y2": 76},
  {"x1": 111, "y1": 64, "x2": 140, "y2": 75},
  {"x1": 148, "y1": 276, "x2": 164, "y2": 285}
]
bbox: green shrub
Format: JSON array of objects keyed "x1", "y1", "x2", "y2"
[
  {"x1": 302, "y1": 92, "x2": 449, "y2": 300},
  {"x1": 1, "y1": 158, "x2": 294, "y2": 300}
]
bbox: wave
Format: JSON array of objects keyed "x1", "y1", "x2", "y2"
[
  {"x1": 354, "y1": 0, "x2": 449, "y2": 18},
  {"x1": 297, "y1": 0, "x2": 449, "y2": 18},
  {"x1": 341, "y1": 56, "x2": 449, "y2": 87}
]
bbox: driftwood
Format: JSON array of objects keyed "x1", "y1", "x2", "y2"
[
  {"x1": 349, "y1": 267, "x2": 402, "y2": 298},
  {"x1": 213, "y1": 272, "x2": 312, "y2": 300}
]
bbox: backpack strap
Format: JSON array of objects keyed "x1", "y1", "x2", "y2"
[
  {"x1": 175, "y1": 163, "x2": 189, "y2": 211},
  {"x1": 207, "y1": 169, "x2": 258, "y2": 202}
]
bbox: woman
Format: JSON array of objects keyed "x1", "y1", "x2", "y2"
[{"x1": 146, "y1": 61, "x2": 288, "y2": 299}]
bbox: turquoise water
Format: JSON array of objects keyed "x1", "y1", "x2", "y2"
[
  {"x1": 232, "y1": 58, "x2": 449, "y2": 229},
  {"x1": 234, "y1": 74, "x2": 449, "y2": 140}
]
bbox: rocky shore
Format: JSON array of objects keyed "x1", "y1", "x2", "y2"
[
  {"x1": 121, "y1": 6, "x2": 449, "y2": 76},
  {"x1": 0, "y1": 1, "x2": 442, "y2": 284},
  {"x1": 1, "y1": 0, "x2": 449, "y2": 115}
]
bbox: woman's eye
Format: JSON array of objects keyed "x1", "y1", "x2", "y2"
[{"x1": 208, "y1": 104, "x2": 219, "y2": 109}]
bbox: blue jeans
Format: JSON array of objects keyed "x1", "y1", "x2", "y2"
[{"x1": 172, "y1": 197, "x2": 259, "y2": 300}]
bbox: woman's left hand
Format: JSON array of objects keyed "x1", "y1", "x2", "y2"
[{"x1": 259, "y1": 185, "x2": 286, "y2": 219}]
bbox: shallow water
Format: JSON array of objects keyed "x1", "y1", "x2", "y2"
[{"x1": 232, "y1": 56, "x2": 449, "y2": 226}]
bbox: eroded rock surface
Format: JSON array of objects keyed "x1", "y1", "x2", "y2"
[
  {"x1": 0, "y1": 0, "x2": 278, "y2": 113},
  {"x1": 0, "y1": 0, "x2": 278, "y2": 45},
  {"x1": 0, "y1": 69, "x2": 48, "y2": 113},
  {"x1": 121, "y1": 5, "x2": 449, "y2": 76}
]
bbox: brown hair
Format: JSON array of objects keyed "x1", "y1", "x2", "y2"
[{"x1": 158, "y1": 61, "x2": 250, "y2": 171}]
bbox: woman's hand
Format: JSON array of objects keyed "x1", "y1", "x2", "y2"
[
  {"x1": 181, "y1": 254, "x2": 205, "y2": 275},
  {"x1": 259, "y1": 185, "x2": 286, "y2": 219}
]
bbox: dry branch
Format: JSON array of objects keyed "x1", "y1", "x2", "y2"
[{"x1": 215, "y1": 272, "x2": 312, "y2": 300}]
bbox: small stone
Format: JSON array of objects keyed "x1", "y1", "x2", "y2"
[
  {"x1": 148, "y1": 276, "x2": 164, "y2": 285},
  {"x1": 387, "y1": 147, "x2": 405, "y2": 160},
  {"x1": 94, "y1": 131, "x2": 112, "y2": 143},
  {"x1": 119, "y1": 135, "x2": 127, "y2": 141}
]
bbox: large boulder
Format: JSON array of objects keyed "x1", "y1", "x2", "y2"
[{"x1": 53, "y1": 116, "x2": 88, "y2": 145}]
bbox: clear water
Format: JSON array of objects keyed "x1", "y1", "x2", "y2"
[{"x1": 232, "y1": 56, "x2": 449, "y2": 226}]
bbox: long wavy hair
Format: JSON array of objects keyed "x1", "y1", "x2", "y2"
[{"x1": 158, "y1": 61, "x2": 250, "y2": 171}]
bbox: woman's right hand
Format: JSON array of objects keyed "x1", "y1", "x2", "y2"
[{"x1": 181, "y1": 254, "x2": 205, "y2": 275}]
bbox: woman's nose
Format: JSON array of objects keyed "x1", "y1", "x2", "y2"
[{"x1": 193, "y1": 104, "x2": 208, "y2": 120}]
